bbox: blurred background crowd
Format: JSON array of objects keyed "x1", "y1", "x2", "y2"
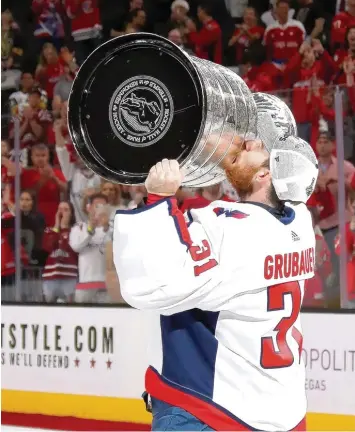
[{"x1": 1, "y1": 0, "x2": 355, "y2": 309}]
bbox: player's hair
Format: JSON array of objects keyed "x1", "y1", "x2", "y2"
[{"x1": 348, "y1": 187, "x2": 355, "y2": 203}]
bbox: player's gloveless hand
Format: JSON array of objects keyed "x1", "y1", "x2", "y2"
[{"x1": 145, "y1": 159, "x2": 183, "y2": 196}]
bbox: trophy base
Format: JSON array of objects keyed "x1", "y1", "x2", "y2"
[{"x1": 68, "y1": 34, "x2": 206, "y2": 185}]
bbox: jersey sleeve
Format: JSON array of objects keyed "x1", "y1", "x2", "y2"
[{"x1": 113, "y1": 198, "x2": 232, "y2": 315}]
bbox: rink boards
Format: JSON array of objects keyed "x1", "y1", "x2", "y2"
[{"x1": 1, "y1": 305, "x2": 355, "y2": 431}]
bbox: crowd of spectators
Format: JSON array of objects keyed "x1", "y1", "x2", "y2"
[{"x1": 1, "y1": 0, "x2": 355, "y2": 308}]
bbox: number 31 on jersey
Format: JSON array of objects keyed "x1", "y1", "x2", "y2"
[{"x1": 261, "y1": 281, "x2": 303, "y2": 369}]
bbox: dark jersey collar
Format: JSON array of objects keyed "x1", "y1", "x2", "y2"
[{"x1": 243, "y1": 201, "x2": 295, "y2": 225}]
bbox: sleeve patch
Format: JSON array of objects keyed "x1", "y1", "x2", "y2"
[{"x1": 213, "y1": 207, "x2": 249, "y2": 219}]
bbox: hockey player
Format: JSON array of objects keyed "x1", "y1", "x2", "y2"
[{"x1": 113, "y1": 100, "x2": 318, "y2": 431}]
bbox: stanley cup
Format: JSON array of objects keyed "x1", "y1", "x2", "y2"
[{"x1": 68, "y1": 33, "x2": 258, "y2": 186}]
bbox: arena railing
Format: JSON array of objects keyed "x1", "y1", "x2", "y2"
[{"x1": 1, "y1": 83, "x2": 354, "y2": 309}]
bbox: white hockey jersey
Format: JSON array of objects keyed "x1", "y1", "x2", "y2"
[
  {"x1": 70, "y1": 222, "x2": 111, "y2": 287},
  {"x1": 113, "y1": 198, "x2": 315, "y2": 431}
]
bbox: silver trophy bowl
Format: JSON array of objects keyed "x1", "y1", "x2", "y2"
[{"x1": 68, "y1": 33, "x2": 258, "y2": 186}]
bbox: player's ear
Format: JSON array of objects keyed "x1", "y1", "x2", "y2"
[
  {"x1": 254, "y1": 158, "x2": 271, "y2": 189},
  {"x1": 254, "y1": 167, "x2": 270, "y2": 185},
  {"x1": 258, "y1": 167, "x2": 270, "y2": 179}
]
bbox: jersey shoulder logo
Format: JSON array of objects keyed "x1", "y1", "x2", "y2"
[{"x1": 213, "y1": 207, "x2": 249, "y2": 219}]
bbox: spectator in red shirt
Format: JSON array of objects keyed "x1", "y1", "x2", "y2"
[
  {"x1": 334, "y1": 191, "x2": 355, "y2": 307},
  {"x1": 304, "y1": 206, "x2": 332, "y2": 307},
  {"x1": 315, "y1": 132, "x2": 355, "y2": 289},
  {"x1": 64, "y1": 0, "x2": 102, "y2": 65},
  {"x1": 283, "y1": 40, "x2": 337, "y2": 142},
  {"x1": 307, "y1": 192, "x2": 335, "y2": 225},
  {"x1": 242, "y1": 43, "x2": 276, "y2": 92},
  {"x1": 180, "y1": 184, "x2": 232, "y2": 213},
  {"x1": 35, "y1": 42, "x2": 66, "y2": 101},
  {"x1": 52, "y1": 49, "x2": 79, "y2": 116},
  {"x1": 263, "y1": 0, "x2": 305, "y2": 65},
  {"x1": 42, "y1": 200, "x2": 78, "y2": 303},
  {"x1": 228, "y1": 7, "x2": 264, "y2": 65},
  {"x1": 308, "y1": 85, "x2": 336, "y2": 150},
  {"x1": 21, "y1": 143, "x2": 67, "y2": 227},
  {"x1": 331, "y1": 0, "x2": 355, "y2": 50},
  {"x1": 185, "y1": 3, "x2": 222, "y2": 65},
  {"x1": 333, "y1": 26, "x2": 355, "y2": 84},
  {"x1": 9, "y1": 87, "x2": 52, "y2": 151}
]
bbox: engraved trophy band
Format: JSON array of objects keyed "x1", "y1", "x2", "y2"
[{"x1": 68, "y1": 32, "x2": 258, "y2": 186}]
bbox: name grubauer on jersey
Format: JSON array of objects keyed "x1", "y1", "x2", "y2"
[{"x1": 113, "y1": 197, "x2": 315, "y2": 431}]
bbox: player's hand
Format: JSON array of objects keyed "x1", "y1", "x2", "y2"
[{"x1": 145, "y1": 159, "x2": 183, "y2": 196}]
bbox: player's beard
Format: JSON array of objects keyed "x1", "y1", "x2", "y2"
[
  {"x1": 225, "y1": 164, "x2": 261, "y2": 200},
  {"x1": 223, "y1": 146, "x2": 262, "y2": 200}
]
